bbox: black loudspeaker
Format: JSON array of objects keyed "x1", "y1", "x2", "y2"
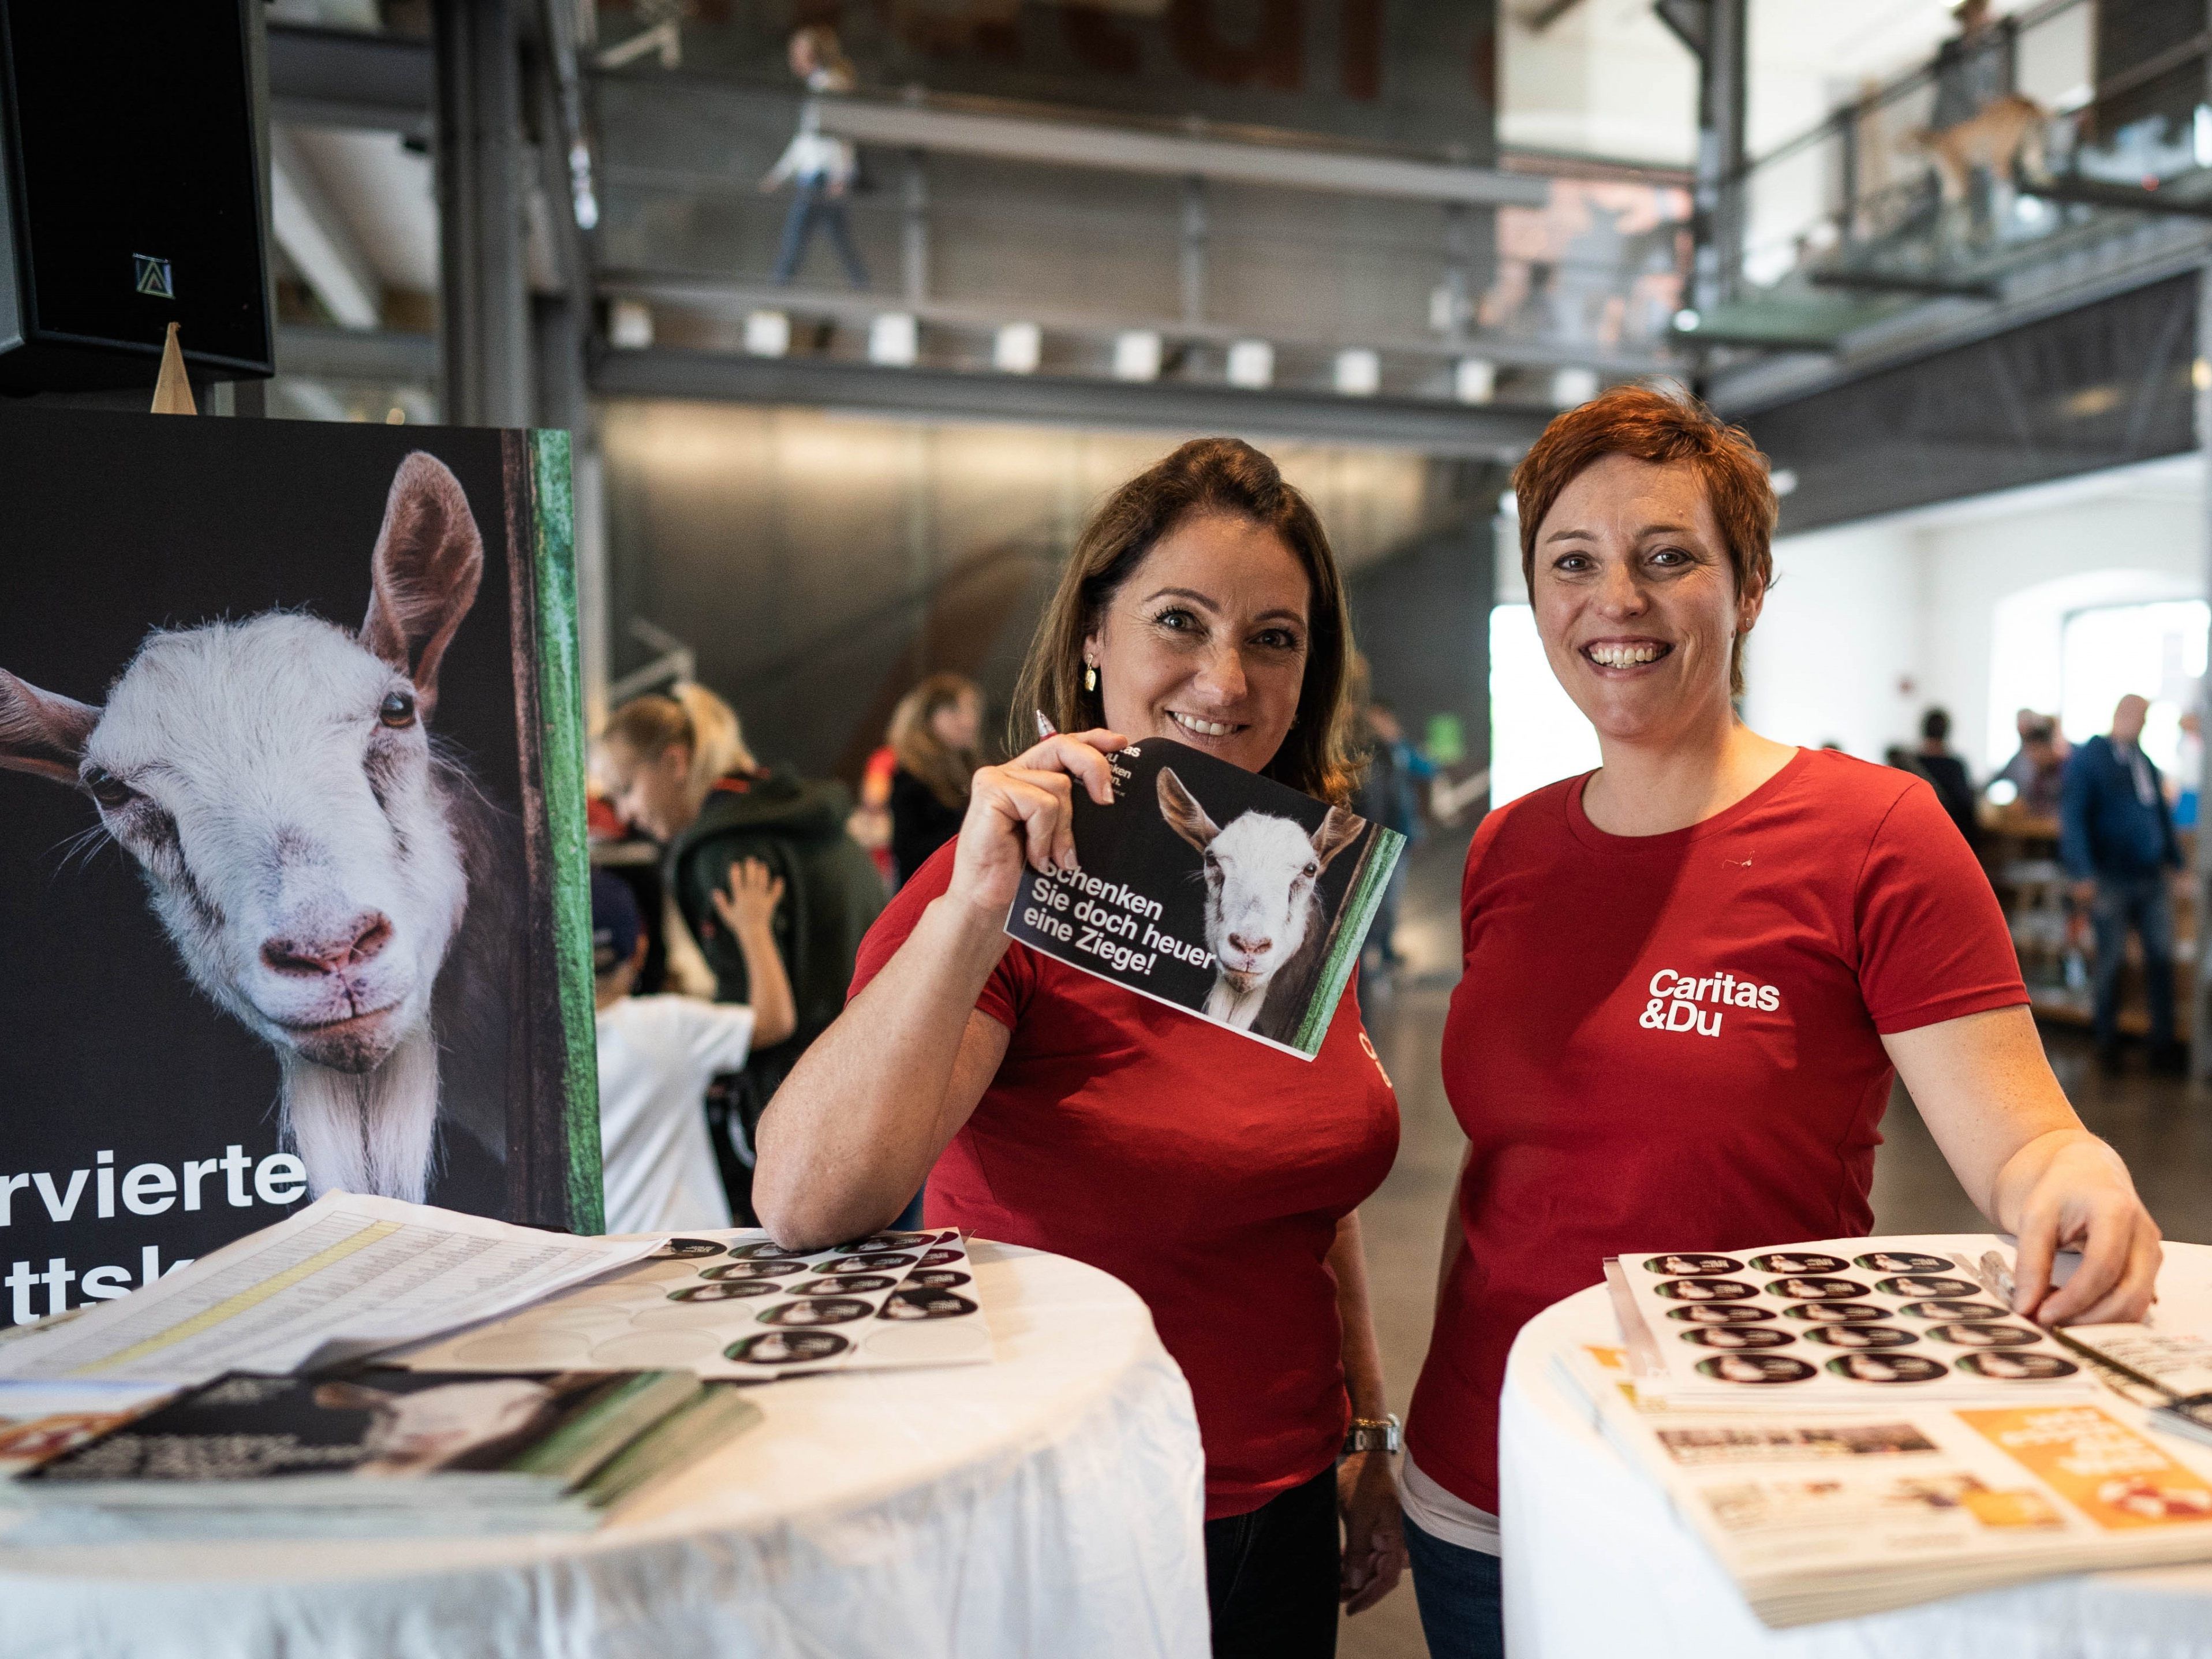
[{"x1": 0, "y1": 1, "x2": 272, "y2": 391}]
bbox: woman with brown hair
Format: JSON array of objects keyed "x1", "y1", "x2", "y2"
[
  {"x1": 885, "y1": 672, "x2": 982, "y2": 888},
  {"x1": 1399, "y1": 386, "x2": 2160, "y2": 1659},
  {"x1": 755, "y1": 438, "x2": 1406, "y2": 1654}
]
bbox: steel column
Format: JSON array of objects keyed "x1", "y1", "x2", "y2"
[
  {"x1": 433, "y1": 0, "x2": 532, "y2": 427},
  {"x1": 1690, "y1": 0, "x2": 1748, "y2": 315},
  {"x1": 2195, "y1": 260, "x2": 2212, "y2": 1079}
]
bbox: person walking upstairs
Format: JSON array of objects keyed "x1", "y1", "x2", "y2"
[{"x1": 2061, "y1": 694, "x2": 2184, "y2": 1074}]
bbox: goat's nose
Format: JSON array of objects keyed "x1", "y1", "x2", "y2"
[
  {"x1": 260, "y1": 912, "x2": 394, "y2": 977},
  {"x1": 1226, "y1": 932, "x2": 1272, "y2": 958}
]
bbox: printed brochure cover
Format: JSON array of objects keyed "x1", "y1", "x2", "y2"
[{"x1": 1000, "y1": 737, "x2": 1402, "y2": 1059}]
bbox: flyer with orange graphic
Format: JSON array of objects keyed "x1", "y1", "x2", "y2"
[{"x1": 1961, "y1": 1404, "x2": 2212, "y2": 1530}]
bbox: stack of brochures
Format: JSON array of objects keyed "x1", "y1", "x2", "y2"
[
  {"x1": 6, "y1": 1367, "x2": 759, "y2": 1540},
  {"x1": 1576, "y1": 1234, "x2": 2212, "y2": 1626}
]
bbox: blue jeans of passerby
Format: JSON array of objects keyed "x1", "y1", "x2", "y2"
[
  {"x1": 2092, "y1": 872, "x2": 2176, "y2": 1048},
  {"x1": 1404, "y1": 1513, "x2": 1504, "y2": 1659},
  {"x1": 772, "y1": 177, "x2": 868, "y2": 286}
]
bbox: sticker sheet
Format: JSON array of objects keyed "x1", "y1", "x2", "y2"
[
  {"x1": 398, "y1": 1228, "x2": 992, "y2": 1382},
  {"x1": 1618, "y1": 1235, "x2": 2093, "y2": 1403}
]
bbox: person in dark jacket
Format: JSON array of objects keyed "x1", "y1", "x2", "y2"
[
  {"x1": 2060, "y1": 694, "x2": 2183, "y2": 1073},
  {"x1": 595, "y1": 685, "x2": 887, "y2": 1216},
  {"x1": 885, "y1": 673, "x2": 981, "y2": 889},
  {"x1": 1915, "y1": 706, "x2": 1979, "y2": 849}
]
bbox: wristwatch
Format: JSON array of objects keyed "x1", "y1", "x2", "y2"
[{"x1": 1343, "y1": 1413, "x2": 1402, "y2": 1456}]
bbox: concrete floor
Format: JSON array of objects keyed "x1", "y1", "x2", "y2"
[{"x1": 1336, "y1": 830, "x2": 2212, "y2": 1659}]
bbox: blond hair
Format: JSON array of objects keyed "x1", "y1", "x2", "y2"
[{"x1": 600, "y1": 683, "x2": 757, "y2": 814}]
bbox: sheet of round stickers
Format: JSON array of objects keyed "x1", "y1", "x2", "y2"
[
  {"x1": 400, "y1": 1228, "x2": 992, "y2": 1381},
  {"x1": 1621, "y1": 1238, "x2": 2088, "y2": 1399}
]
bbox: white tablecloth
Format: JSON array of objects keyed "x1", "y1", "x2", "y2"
[
  {"x1": 0, "y1": 1242, "x2": 1210, "y2": 1659},
  {"x1": 1500, "y1": 1239, "x2": 2212, "y2": 1658}
]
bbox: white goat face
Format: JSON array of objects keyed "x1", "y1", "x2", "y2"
[
  {"x1": 81, "y1": 614, "x2": 468, "y2": 1074},
  {"x1": 1157, "y1": 767, "x2": 1362, "y2": 992},
  {"x1": 0, "y1": 451, "x2": 485, "y2": 1081}
]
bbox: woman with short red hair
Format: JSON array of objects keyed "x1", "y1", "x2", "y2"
[{"x1": 1400, "y1": 387, "x2": 2162, "y2": 1658}]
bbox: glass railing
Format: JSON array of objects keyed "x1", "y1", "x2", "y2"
[{"x1": 1698, "y1": 0, "x2": 2212, "y2": 349}]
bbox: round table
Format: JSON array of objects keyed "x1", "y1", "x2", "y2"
[
  {"x1": 0, "y1": 1242, "x2": 1210, "y2": 1659},
  {"x1": 1500, "y1": 1238, "x2": 2212, "y2": 1658}
]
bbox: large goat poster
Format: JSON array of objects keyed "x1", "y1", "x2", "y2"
[
  {"x1": 1002, "y1": 738, "x2": 1402, "y2": 1058},
  {"x1": 0, "y1": 407, "x2": 601, "y2": 1328}
]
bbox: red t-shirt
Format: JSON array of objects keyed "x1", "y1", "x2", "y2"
[
  {"x1": 1405, "y1": 749, "x2": 2026, "y2": 1514},
  {"x1": 852, "y1": 843, "x2": 1400, "y2": 1519}
]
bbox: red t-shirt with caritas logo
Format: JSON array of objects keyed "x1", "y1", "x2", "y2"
[
  {"x1": 851, "y1": 842, "x2": 1400, "y2": 1519},
  {"x1": 1405, "y1": 749, "x2": 2026, "y2": 1514}
]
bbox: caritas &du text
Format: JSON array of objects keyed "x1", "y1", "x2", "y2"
[
  {"x1": 1638, "y1": 968, "x2": 1781, "y2": 1037},
  {"x1": 0, "y1": 1145, "x2": 308, "y2": 1325}
]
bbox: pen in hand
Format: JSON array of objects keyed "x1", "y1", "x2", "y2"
[{"x1": 1034, "y1": 709, "x2": 1058, "y2": 741}]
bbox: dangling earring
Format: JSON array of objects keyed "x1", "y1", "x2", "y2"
[{"x1": 1084, "y1": 661, "x2": 1098, "y2": 693}]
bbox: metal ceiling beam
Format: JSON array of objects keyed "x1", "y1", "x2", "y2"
[
  {"x1": 589, "y1": 347, "x2": 1552, "y2": 458},
  {"x1": 266, "y1": 23, "x2": 432, "y2": 135},
  {"x1": 275, "y1": 324, "x2": 439, "y2": 381},
  {"x1": 809, "y1": 98, "x2": 1549, "y2": 208}
]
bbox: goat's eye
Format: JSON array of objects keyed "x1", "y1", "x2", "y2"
[
  {"x1": 84, "y1": 769, "x2": 134, "y2": 809},
  {"x1": 379, "y1": 689, "x2": 417, "y2": 729}
]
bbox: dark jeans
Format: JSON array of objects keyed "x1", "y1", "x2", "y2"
[
  {"x1": 1204, "y1": 1466, "x2": 1338, "y2": 1658},
  {"x1": 1404, "y1": 1512, "x2": 1504, "y2": 1659},
  {"x1": 2091, "y1": 872, "x2": 2175, "y2": 1047},
  {"x1": 772, "y1": 178, "x2": 868, "y2": 286}
]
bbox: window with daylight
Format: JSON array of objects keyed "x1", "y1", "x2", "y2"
[{"x1": 2058, "y1": 600, "x2": 2208, "y2": 775}]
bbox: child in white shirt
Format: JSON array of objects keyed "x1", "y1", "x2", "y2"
[{"x1": 592, "y1": 865, "x2": 795, "y2": 1235}]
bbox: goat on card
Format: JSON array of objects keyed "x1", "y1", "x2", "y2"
[
  {"x1": 1157, "y1": 767, "x2": 1361, "y2": 1042},
  {"x1": 0, "y1": 453, "x2": 518, "y2": 1205}
]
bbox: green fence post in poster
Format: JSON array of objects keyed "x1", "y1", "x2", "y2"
[{"x1": 529, "y1": 429, "x2": 606, "y2": 1234}]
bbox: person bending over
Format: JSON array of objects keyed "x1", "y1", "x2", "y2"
[
  {"x1": 755, "y1": 438, "x2": 1407, "y2": 1656},
  {"x1": 1400, "y1": 387, "x2": 2161, "y2": 1659}
]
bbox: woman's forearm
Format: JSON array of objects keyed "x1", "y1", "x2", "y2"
[
  {"x1": 752, "y1": 894, "x2": 1010, "y2": 1249},
  {"x1": 1331, "y1": 1211, "x2": 1388, "y2": 1420}
]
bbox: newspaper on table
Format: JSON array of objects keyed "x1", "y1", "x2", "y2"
[
  {"x1": 1561, "y1": 1340, "x2": 2212, "y2": 1627},
  {"x1": 0, "y1": 1194, "x2": 653, "y2": 1389},
  {"x1": 1573, "y1": 1234, "x2": 2212, "y2": 1626},
  {"x1": 398, "y1": 1226, "x2": 993, "y2": 1381},
  {"x1": 1001, "y1": 737, "x2": 1402, "y2": 1060},
  {"x1": 1612, "y1": 1233, "x2": 2097, "y2": 1405}
]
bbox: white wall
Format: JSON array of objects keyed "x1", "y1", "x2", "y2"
[
  {"x1": 1744, "y1": 461, "x2": 2206, "y2": 778},
  {"x1": 1742, "y1": 517, "x2": 1922, "y2": 761}
]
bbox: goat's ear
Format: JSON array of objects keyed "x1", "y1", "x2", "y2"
[
  {"x1": 1310, "y1": 806, "x2": 1363, "y2": 870},
  {"x1": 0, "y1": 668, "x2": 99, "y2": 786},
  {"x1": 362, "y1": 452, "x2": 484, "y2": 719},
  {"x1": 1156, "y1": 767, "x2": 1220, "y2": 851}
]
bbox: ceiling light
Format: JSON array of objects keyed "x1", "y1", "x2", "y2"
[
  {"x1": 1454, "y1": 358, "x2": 1496, "y2": 405},
  {"x1": 1226, "y1": 340, "x2": 1273, "y2": 389},
  {"x1": 1112, "y1": 330, "x2": 1162, "y2": 382},
  {"x1": 743, "y1": 310, "x2": 790, "y2": 358},
  {"x1": 994, "y1": 322, "x2": 1041, "y2": 374},
  {"x1": 1334, "y1": 349, "x2": 1380, "y2": 397},
  {"x1": 869, "y1": 313, "x2": 919, "y2": 367}
]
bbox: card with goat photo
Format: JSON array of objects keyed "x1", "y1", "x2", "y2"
[
  {"x1": 1002, "y1": 738, "x2": 1402, "y2": 1059},
  {"x1": 0, "y1": 406, "x2": 600, "y2": 1331}
]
